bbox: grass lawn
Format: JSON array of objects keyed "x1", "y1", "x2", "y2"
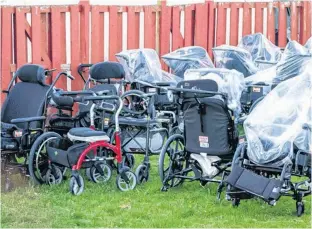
[{"x1": 1, "y1": 154, "x2": 311, "y2": 228}]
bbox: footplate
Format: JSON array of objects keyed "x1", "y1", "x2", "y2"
[{"x1": 226, "y1": 165, "x2": 282, "y2": 202}]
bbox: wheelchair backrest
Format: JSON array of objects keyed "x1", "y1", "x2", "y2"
[
  {"x1": 1, "y1": 64, "x2": 50, "y2": 129},
  {"x1": 178, "y1": 79, "x2": 236, "y2": 156}
]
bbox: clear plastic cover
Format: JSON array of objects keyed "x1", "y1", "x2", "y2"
[
  {"x1": 162, "y1": 46, "x2": 214, "y2": 78},
  {"x1": 212, "y1": 45, "x2": 259, "y2": 77},
  {"x1": 184, "y1": 68, "x2": 245, "y2": 115},
  {"x1": 304, "y1": 37, "x2": 312, "y2": 53},
  {"x1": 238, "y1": 33, "x2": 282, "y2": 70},
  {"x1": 244, "y1": 67, "x2": 312, "y2": 166},
  {"x1": 115, "y1": 49, "x2": 181, "y2": 84},
  {"x1": 244, "y1": 42, "x2": 312, "y2": 86}
]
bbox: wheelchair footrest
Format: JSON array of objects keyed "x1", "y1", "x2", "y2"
[{"x1": 226, "y1": 165, "x2": 282, "y2": 201}]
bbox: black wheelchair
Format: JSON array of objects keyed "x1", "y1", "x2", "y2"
[
  {"x1": 1, "y1": 64, "x2": 73, "y2": 190},
  {"x1": 158, "y1": 77, "x2": 239, "y2": 199}
]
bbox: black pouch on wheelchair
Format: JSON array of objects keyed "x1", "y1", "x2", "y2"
[
  {"x1": 47, "y1": 138, "x2": 73, "y2": 167},
  {"x1": 183, "y1": 97, "x2": 231, "y2": 155},
  {"x1": 226, "y1": 164, "x2": 282, "y2": 201}
]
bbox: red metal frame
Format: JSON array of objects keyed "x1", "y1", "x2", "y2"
[{"x1": 72, "y1": 131, "x2": 122, "y2": 170}]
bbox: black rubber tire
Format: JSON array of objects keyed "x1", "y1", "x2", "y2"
[
  {"x1": 296, "y1": 202, "x2": 305, "y2": 217},
  {"x1": 158, "y1": 134, "x2": 185, "y2": 186},
  {"x1": 116, "y1": 171, "x2": 137, "y2": 191},
  {"x1": 45, "y1": 166, "x2": 63, "y2": 185},
  {"x1": 90, "y1": 163, "x2": 112, "y2": 183},
  {"x1": 28, "y1": 132, "x2": 62, "y2": 185},
  {"x1": 69, "y1": 175, "x2": 84, "y2": 195},
  {"x1": 135, "y1": 164, "x2": 149, "y2": 184}
]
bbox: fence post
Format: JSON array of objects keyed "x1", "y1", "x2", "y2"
[{"x1": 160, "y1": 0, "x2": 171, "y2": 70}]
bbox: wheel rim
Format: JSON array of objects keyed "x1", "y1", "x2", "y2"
[
  {"x1": 117, "y1": 172, "x2": 136, "y2": 191},
  {"x1": 34, "y1": 137, "x2": 58, "y2": 181},
  {"x1": 92, "y1": 164, "x2": 111, "y2": 183},
  {"x1": 136, "y1": 165, "x2": 148, "y2": 183},
  {"x1": 163, "y1": 137, "x2": 185, "y2": 186}
]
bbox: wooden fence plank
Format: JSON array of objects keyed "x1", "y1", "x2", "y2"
[
  {"x1": 267, "y1": 2, "x2": 276, "y2": 44},
  {"x1": 243, "y1": 3, "x2": 252, "y2": 36},
  {"x1": 160, "y1": 1, "x2": 171, "y2": 69},
  {"x1": 31, "y1": 7, "x2": 42, "y2": 64},
  {"x1": 290, "y1": 2, "x2": 298, "y2": 41},
  {"x1": 216, "y1": 3, "x2": 226, "y2": 46},
  {"x1": 144, "y1": 6, "x2": 156, "y2": 49},
  {"x1": 109, "y1": 6, "x2": 118, "y2": 60},
  {"x1": 194, "y1": 3, "x2": 208, "y2": 49},
  {"x1": 172, "y1": 6, "x2": 183, "y2": 50},
  {"x1": 255, "y1": 3, "x2": 263, "y2": 34},
  {"x1": 1, "y1": 7, "x2": 14, "y2": 103},
  {"x1": 91, "y1": 6, "x2": 104, "y2": 63},
  {"x1": 184, "y1": 5, "x2": 194, "y2": 47},
  {"x1": 15, "y1": 8, "x2": 27, "y2": 68},
  {"x1": 127, "y1": 7, "x2": 140, "y2": 49},
  {"x1": 207, "y1": 1, "x2": 215, "y2": 57},
  {"x1": 230, "y1": 3, "x2": 239, "y2": 45},
  {"x1": 278, "y1": 2, "x2": 287, "y2": 47}
]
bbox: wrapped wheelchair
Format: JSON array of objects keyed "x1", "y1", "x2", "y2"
[{"x1": 225, "y1": 67, "x2": 311, "y2": 216}]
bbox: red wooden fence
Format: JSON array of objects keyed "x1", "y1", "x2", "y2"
[{"x1": 1, "y1": 0, "x2": 312, "y2": 103}]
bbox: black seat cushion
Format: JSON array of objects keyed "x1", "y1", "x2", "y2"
[
  {"x1": 1, "y1": 82, "x2": 50, "y2": 129},
  {"x1": 68, "y1": 127, "x2": 106, "y2": 137}
]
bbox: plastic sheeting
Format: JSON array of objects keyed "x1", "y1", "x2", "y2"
[
  {"x1": 238, "y1": 33, "x2": 282, "y2": 69},
  {"x1": 304, "y1": 37, "x2": 312, "y2": 53},
  {"x1": 184, "y1": 68, "x2": 245, "y2": 115},
  {"x1": 244, "y1": 42, "x2": 312, "y2": 86},
  {"x1": 212, "y1": 45, "x2": 259, "y2": 77},
  {"x1": 162, "y1": 46, "x2": 214, "y2": 78},
  {"x1": 244, "y1": 67, "x2": 312, "y2": 166},
  {"x1": 115, "y1": 49, "x2": 181, "y2": 84}
]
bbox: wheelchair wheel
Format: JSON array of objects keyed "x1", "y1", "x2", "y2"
[
  {"x1": 296, "y1": 202, "x2": 305, "y2": 217},
  {"x1": 45, "y1": 166, "x2": 63, "y2": 185},
  {"x1": 159, "y1": 134, "x2": 186, "y2": 187},
  {"x1": 135, "y1": 164, "x2": 149, "y2": 184},
  {"x1": 69, "y1": 175, "x2": 84, "y2": 195},
  {"x1": 28, "y1": 132, "x2": 62, "y2": 185},
  {"x1": 116, "y1": 171, "x2": 137, "y2": 191},
  {"x1": 90, "y1": 163, "x2": 112, "y2": 183}
]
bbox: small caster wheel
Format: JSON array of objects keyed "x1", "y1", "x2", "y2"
[
  {"x1": 232, "y1": 198, "x2": 240, "y2": 207},
  {"x1": 90, "y1": 163, "x2": 112, "y2": 183},
  {"x1": 161, "y1": 186, "x2": 168, "y2": 192},
  {"x1": 135, "y1": 164, "x2": 149, "y2": 184},
  {"x1": 116, "y1": 171, "x2": 137, "y2": 191},
  {"x1": 124, "y1": 154, "x2": 135, "y2": 169},
  {"x1": 85, "y1": 168, "x2": 92, "y2": 181},
  {"x1": 296, "y1": 202, "x2": 305, "y2": 217},
  {"x1": 69, "y1": 175, "x2": 84, "y2": 195},
  {"x1": 46, "y1": 166, "x2": 63, "y2": 185},
  {"x1": 200, "y1": 180, "x2": 209, "y2": 187}
]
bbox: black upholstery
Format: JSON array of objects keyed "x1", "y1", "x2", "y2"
[
  {"x1": 1, "y1": 82, "x2": 50, "y2": 129},
  {"x1": 90, "y1": 61, "x2": 125, "y2": 80},
  {"x1": 68, "y1": 127, "x2": 106, "y2": 137},
  {"x1": 16, "y1": 64, "x2": 46, "y2": 85}
]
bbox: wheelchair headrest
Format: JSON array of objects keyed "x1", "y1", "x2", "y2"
[
  {"x1": 90, "y1": 61, "x2": 125, "y2": 80},
  {"x1": 16, "y1": 64, "x2": 46, "y2": 85}
]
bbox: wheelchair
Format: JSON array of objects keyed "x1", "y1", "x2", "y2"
[
  {"x1": 161, "y1": 46, "x2": 215, "y2": 78},
  {"x1": 241, "y1": 41, "x2": 312, "y2": 115},
  {"x1": 238, "y1": 33, "x2": 282, "y2": 70},
  {"x1": 158, "y1": 71, "x2": 242, "y2": 198},
  {"x1": 1, "y1": 64, "x2": 73, "y2": 191},
  {"x1": 225, "y1": 69, "x2": 311, "y2": 216},
  {"x1": 28, "y1": 61, "x2": 129, "y2": 185},
  {"x1": 28, "y1": 94, "x2": 137, "y2": 195}
]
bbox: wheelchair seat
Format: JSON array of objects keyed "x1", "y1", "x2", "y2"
[
  {"x1": 116, "y1": 116, "x2": 158, "y2": 127},
  {"x1": 67, "y1": 127, "x2": 110, "y2": 142}
]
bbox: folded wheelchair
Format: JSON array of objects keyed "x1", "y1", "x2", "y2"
[
  {"x1": 159, "y1": 68, "x2": 245, "y2": 198},
  {"x1": 225, "y1": 68, "x2": 311, "y2": 216},
  {"x1": 1, "y1": 64, "x2": 73, "y2": 190}
]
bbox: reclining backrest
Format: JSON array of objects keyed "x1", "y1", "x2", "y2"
[
  {"x1": 179, "y1": 79, "x2": 233, "y2": 156},
  {"x1": 1, "y1": 64, "x2": 50, "y2": 129}
]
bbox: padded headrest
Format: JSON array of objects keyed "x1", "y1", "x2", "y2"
[
  {"x1": 90, "y1": 61, "x2": 125, "y2": 80},
  {"x1": 16, "y1": 64, "x2": 46, "y2": 84}
]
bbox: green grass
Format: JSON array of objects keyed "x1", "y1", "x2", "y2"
[{"x1": 1, "y1": 156, "x2": 311, "y2": 228}]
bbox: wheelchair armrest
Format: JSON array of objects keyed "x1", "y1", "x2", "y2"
[{"x1": 11, "y1": 116, "x2": 46, "y2": 124}]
